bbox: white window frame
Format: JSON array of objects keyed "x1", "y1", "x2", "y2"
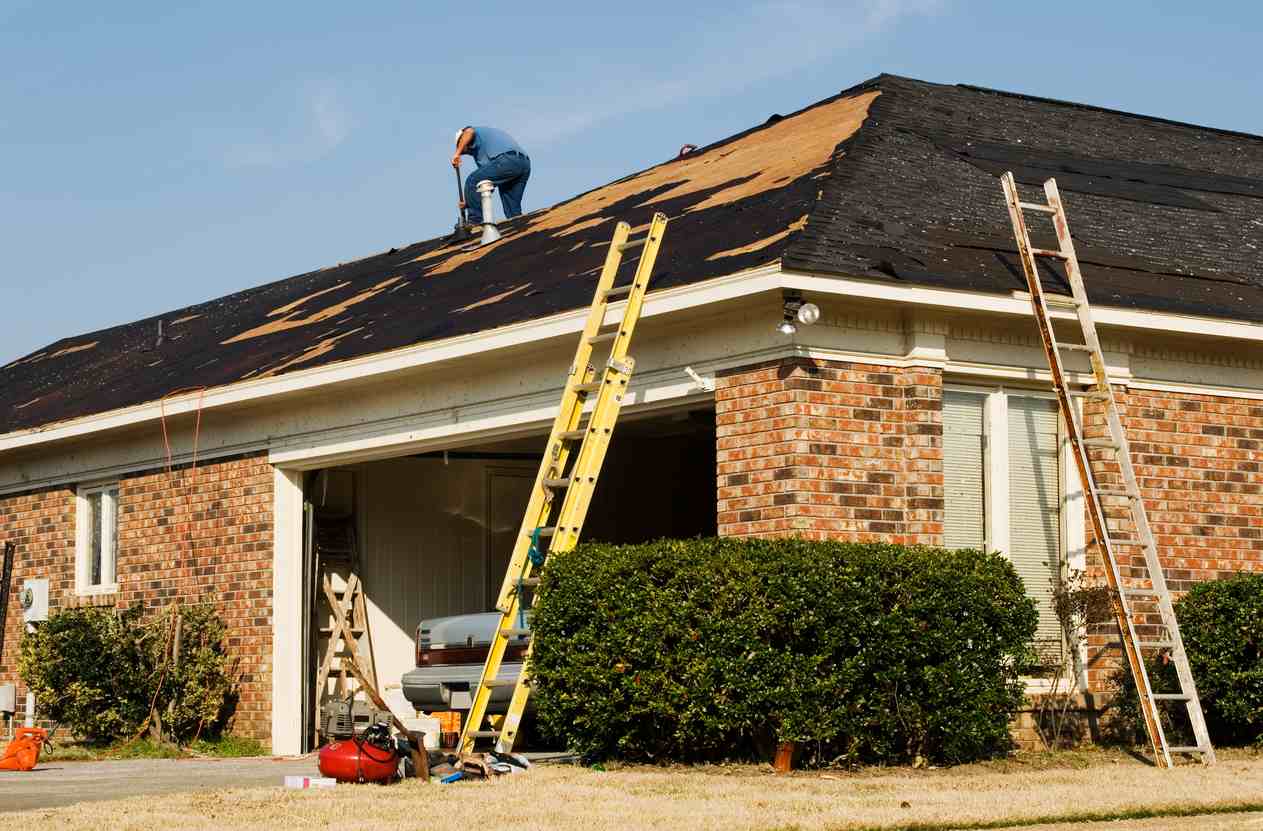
[
  {"x1": 76, "y1": 481, "x2": 120, "y2": 595},
  {"x1": 944, "y1": 382, "x2": 1088, "y2": 688}
]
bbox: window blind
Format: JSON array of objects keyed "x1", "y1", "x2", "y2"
[
  {"x1": 943, "y1": 391, "x2": 986, "y2": 551},
  {"x1": 1008, "y1": 396, "x2": 1063, "y2": 655}
]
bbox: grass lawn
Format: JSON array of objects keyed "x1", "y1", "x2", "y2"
[
  {"x1": 12, "y1": 747, "x2": 1263, "y2": 830},
  {"x1": 41, "y1": 735, "x2": 268, "y2": 762}
]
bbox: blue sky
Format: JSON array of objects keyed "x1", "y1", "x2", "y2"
[{"x1": 2, "y1": 1, "x2": 1261, "y2": 364}]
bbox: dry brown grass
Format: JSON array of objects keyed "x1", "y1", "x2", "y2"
[
  {"x1": 1019, "y1": 813, "x2": 1263, "y2": 830},
  {"x1": 14, "y1": 752, "x2": 1263, "y2": 831}
]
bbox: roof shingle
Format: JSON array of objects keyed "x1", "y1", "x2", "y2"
[{"x1": 5, "y1": 74, "x2": 1263, "y2": 436}]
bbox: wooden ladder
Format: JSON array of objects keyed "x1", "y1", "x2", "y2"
[
  {"x1": 1000, "y1": 173, "x2": 1215, "y2": 768},
  {"x1": 313, "y1": 513, "x2": 380, "y2": 742}
]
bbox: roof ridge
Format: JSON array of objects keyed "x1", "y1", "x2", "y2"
[
  {"x1": 955, "y1": 80, "x2": 1263, "y2": 144},
  {"x1": 864, "y1": 73, "x2": 1263, "y2": 143}
]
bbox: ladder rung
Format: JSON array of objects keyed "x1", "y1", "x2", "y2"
[
  {"x1": 529, "y1": 527, "x2": 556, "y2": 537},
  {"x1": 1020, "y1": 201, "x2": 1057, "y2": 214},
  {"x1": 1168, "y1": 745, "x2": 1210, "y2": 754},
  {"x1": 1122, "y1": 587, "x2": 1160, "y2": 596},
  {"x1": 1043, "y1": 293, "x2": 1080, "y2": 308},
  {"x1": 469, "y1": 730, "x2": 501, "y2": 739},
  {"x1": 516, "y1": 577, "x2": 542, "y2": 588},
  {"x1": 558, "y1": 429, "x2": 589, "y2": 441},
  {"x1": 498, "y1": 629, "x2": 532, "y2": 638},
  {"x1": 482, "y1": 680, "x2": 520, "y2": 689},
  {"x1": 1082, "y1": 438, "x2": 1120, "y2": 448},
  {"x1": 572, "y1": 381, "x2": 602, "y2": 393},
  {"x1": 542, "y1": 477, "x2": 572, "y2": 489},
  {"x1": 618, "y1": 238, "x2": 647, "y2": 252},
  {"x1": 1140, "y1": 640, "x2": 1175, "y2": 649},
  {"x1": 1070, "y1": 390, "x2": 1112, "y2": 401},
  {"x1": 603, "y1": 284, "x2": 634, "y2": 299},
  {"x1": 318, "y1": 627, "x2": 364, "y2": 635},
  {"x1": 1152, "y1": 693, "x2": 1192, "y2": 701},
  {"x1": 1031, "y1": 247, "x2": 1068, "y2": 259},
  {"x1": 588, "y1": 330, "x2": 621, "y2": 345},
  {"x1": 1094, "y1": 489, "x2": 1136, "y2": 499},
  {"x1": 1058, "y1": 342, "x2": 1095, "y2": 352}
]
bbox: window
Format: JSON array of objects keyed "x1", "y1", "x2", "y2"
[
  {"x1": 943, "y1": 388, "x2": 1065, "y2": 658},
  {"x1": 77, "y1": 483, "x2": 119, "y2": 594}
]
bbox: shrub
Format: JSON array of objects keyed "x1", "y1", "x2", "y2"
[
  {"x1": 19, "y1": 603, "x2": 236, "y2": 745},
  {"x1": 16, "y1": 605, "x2": 149, "y2": 743},
  {"x1": 529, "y1": 537, "x2": 1038, "y2": 765},
  {"x1": 1108, "y1": 573, "x2": 1263, "y2": 747}
]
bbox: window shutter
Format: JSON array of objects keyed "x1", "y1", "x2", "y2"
[
  {"x1": 943, "y1": 391, "x2": 986, "y2": 551},
  {"x1": 1008, "y1": 396, "x2": 1063, "y2": 656}
]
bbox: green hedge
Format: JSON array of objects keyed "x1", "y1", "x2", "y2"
[
  {"x1": 19, "y1": 603, "x2": 236, "y2": 745},
  {"x1": 529, "y1": 537, "x2": 1037, "y2": 765},
  {"x1": 1110, "y1": 572, "x2": 1263, "y2": 747}
]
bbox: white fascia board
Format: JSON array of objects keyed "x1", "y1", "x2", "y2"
[
  {"x1": 0, "y1": 264, "x2": 782, "y2": 455},
  {"x1": 781, "y1": 270, "x2": 1263, "y2": 344}
]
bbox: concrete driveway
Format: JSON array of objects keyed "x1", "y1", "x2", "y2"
[{"x1": 0, "y1": 755, "x2": 320, "y2": 812}]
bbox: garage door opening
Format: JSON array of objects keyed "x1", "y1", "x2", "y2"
[{"x1": 302, "y1": 405, "x2": 716, "y2": 749}]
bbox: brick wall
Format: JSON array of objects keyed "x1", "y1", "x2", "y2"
[
  {"x1": 0, "y1": 452, "x2": 274, "y2": 740},
  {"x1": 0, "y1": 485, "x2": 76, "y2": 699},
  {"x1": 1076, "y1": 388, "x2": 1263, "y2": 691},
  {"x1": 716, "y1": 357, "x2": 943, "y2": 543}
]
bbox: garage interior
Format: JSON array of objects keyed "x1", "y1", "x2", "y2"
[{"x1": 300, "y1": 405, "x2": 717, "y2": 750}]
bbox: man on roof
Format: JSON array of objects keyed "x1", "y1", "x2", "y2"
[{"x1": 452, "y1": 126, "x2": 531, "y2": 225}]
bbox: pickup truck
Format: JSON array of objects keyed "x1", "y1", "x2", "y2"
[{"x1": 400, "y1": 612, "x2": 530, "y2": 713}]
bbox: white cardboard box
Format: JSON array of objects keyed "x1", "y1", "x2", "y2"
[{"x1": 284, "y1": 776, "x2": 337, "y2": 789}]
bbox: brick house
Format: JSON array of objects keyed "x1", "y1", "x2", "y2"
[{"x1": 3, "y1": 74, "x2": 1261, "y2": 753}]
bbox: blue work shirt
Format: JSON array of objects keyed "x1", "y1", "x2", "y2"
[{"x1": 464, "y1": 126, "x2": 526, "y2": 168}]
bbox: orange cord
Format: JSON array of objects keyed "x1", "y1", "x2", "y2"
[{"x1": 158, "y1": 388, "x2": 207, "y2": 569}]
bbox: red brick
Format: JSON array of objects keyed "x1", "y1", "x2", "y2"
[{"x1": 0, "y1": 452, "x2": 273, "y2": 741}]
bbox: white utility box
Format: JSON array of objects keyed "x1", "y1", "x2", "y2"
[
  {"x1": 21, "y1": 578, "x2": 48, "y2": 623},
  {"x1": 0, "y1": 683, "x2": 15, "y2": 715}
]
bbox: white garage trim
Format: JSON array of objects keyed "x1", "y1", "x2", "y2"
[{"x1": 271, "y1": 467, "x2": 305, "y2": 756}]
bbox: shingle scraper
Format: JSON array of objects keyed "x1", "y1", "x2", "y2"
[{"x1": 451, "y1": 168, "x2": 475, "y2": 243}]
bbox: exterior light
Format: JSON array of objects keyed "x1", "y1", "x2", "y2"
[{"x1": 777, "y1": 291, "x2": 819, "y2": 335}]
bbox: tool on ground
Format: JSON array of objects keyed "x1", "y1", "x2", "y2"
[
  {"x1": 323, "y1": 695, "x2": 391, "y2": 741},
  {"x1": 0, "y1": 727, "x2": 48, "y2": 772},
  {"x1": 457, "y1": 213, "x2": 670, "y2": 755},
  {"x1": 1000, "y1": 173, "x2": 1215, "y2": 768},
  {"x1": 452, "y1": 168, "x2": 474, "y2": 242},
  {"x1": 0, "y1": 542, "x2": 13, "y2": 666},
  {"x1": 317, "y1": 720, "x2": 400, "y2": 783}
]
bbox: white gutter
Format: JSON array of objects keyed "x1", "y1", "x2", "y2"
[
  {"x1": 782, "y1": 270, "x2": 1263, "y2": 343},
  {"x1": 4, "y1": 263, "x2": 1262, "y2": 455}
]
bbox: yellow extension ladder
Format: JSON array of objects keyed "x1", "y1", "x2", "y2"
[
  {"x1": 457, "y1": 212, "x2": 670, "y2": 755},
  {"x1": 1000, "y1": 173, "x2": 1214, "y2": 768}
]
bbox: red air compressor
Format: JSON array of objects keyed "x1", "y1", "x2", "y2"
[{"x1": 318, "y1": 722, "x2": 399, "y2": 784}]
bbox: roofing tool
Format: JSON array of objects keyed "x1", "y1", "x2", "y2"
[
  {"x1": 451, "y1": 168, "x2": 474, "y2": 243},
  {"x1": 1000, "y1": 172, "x2": 1215, "y2": 769},
  {"x1": 457, "y1": 212, "x2": 670, "y2": 756}
]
